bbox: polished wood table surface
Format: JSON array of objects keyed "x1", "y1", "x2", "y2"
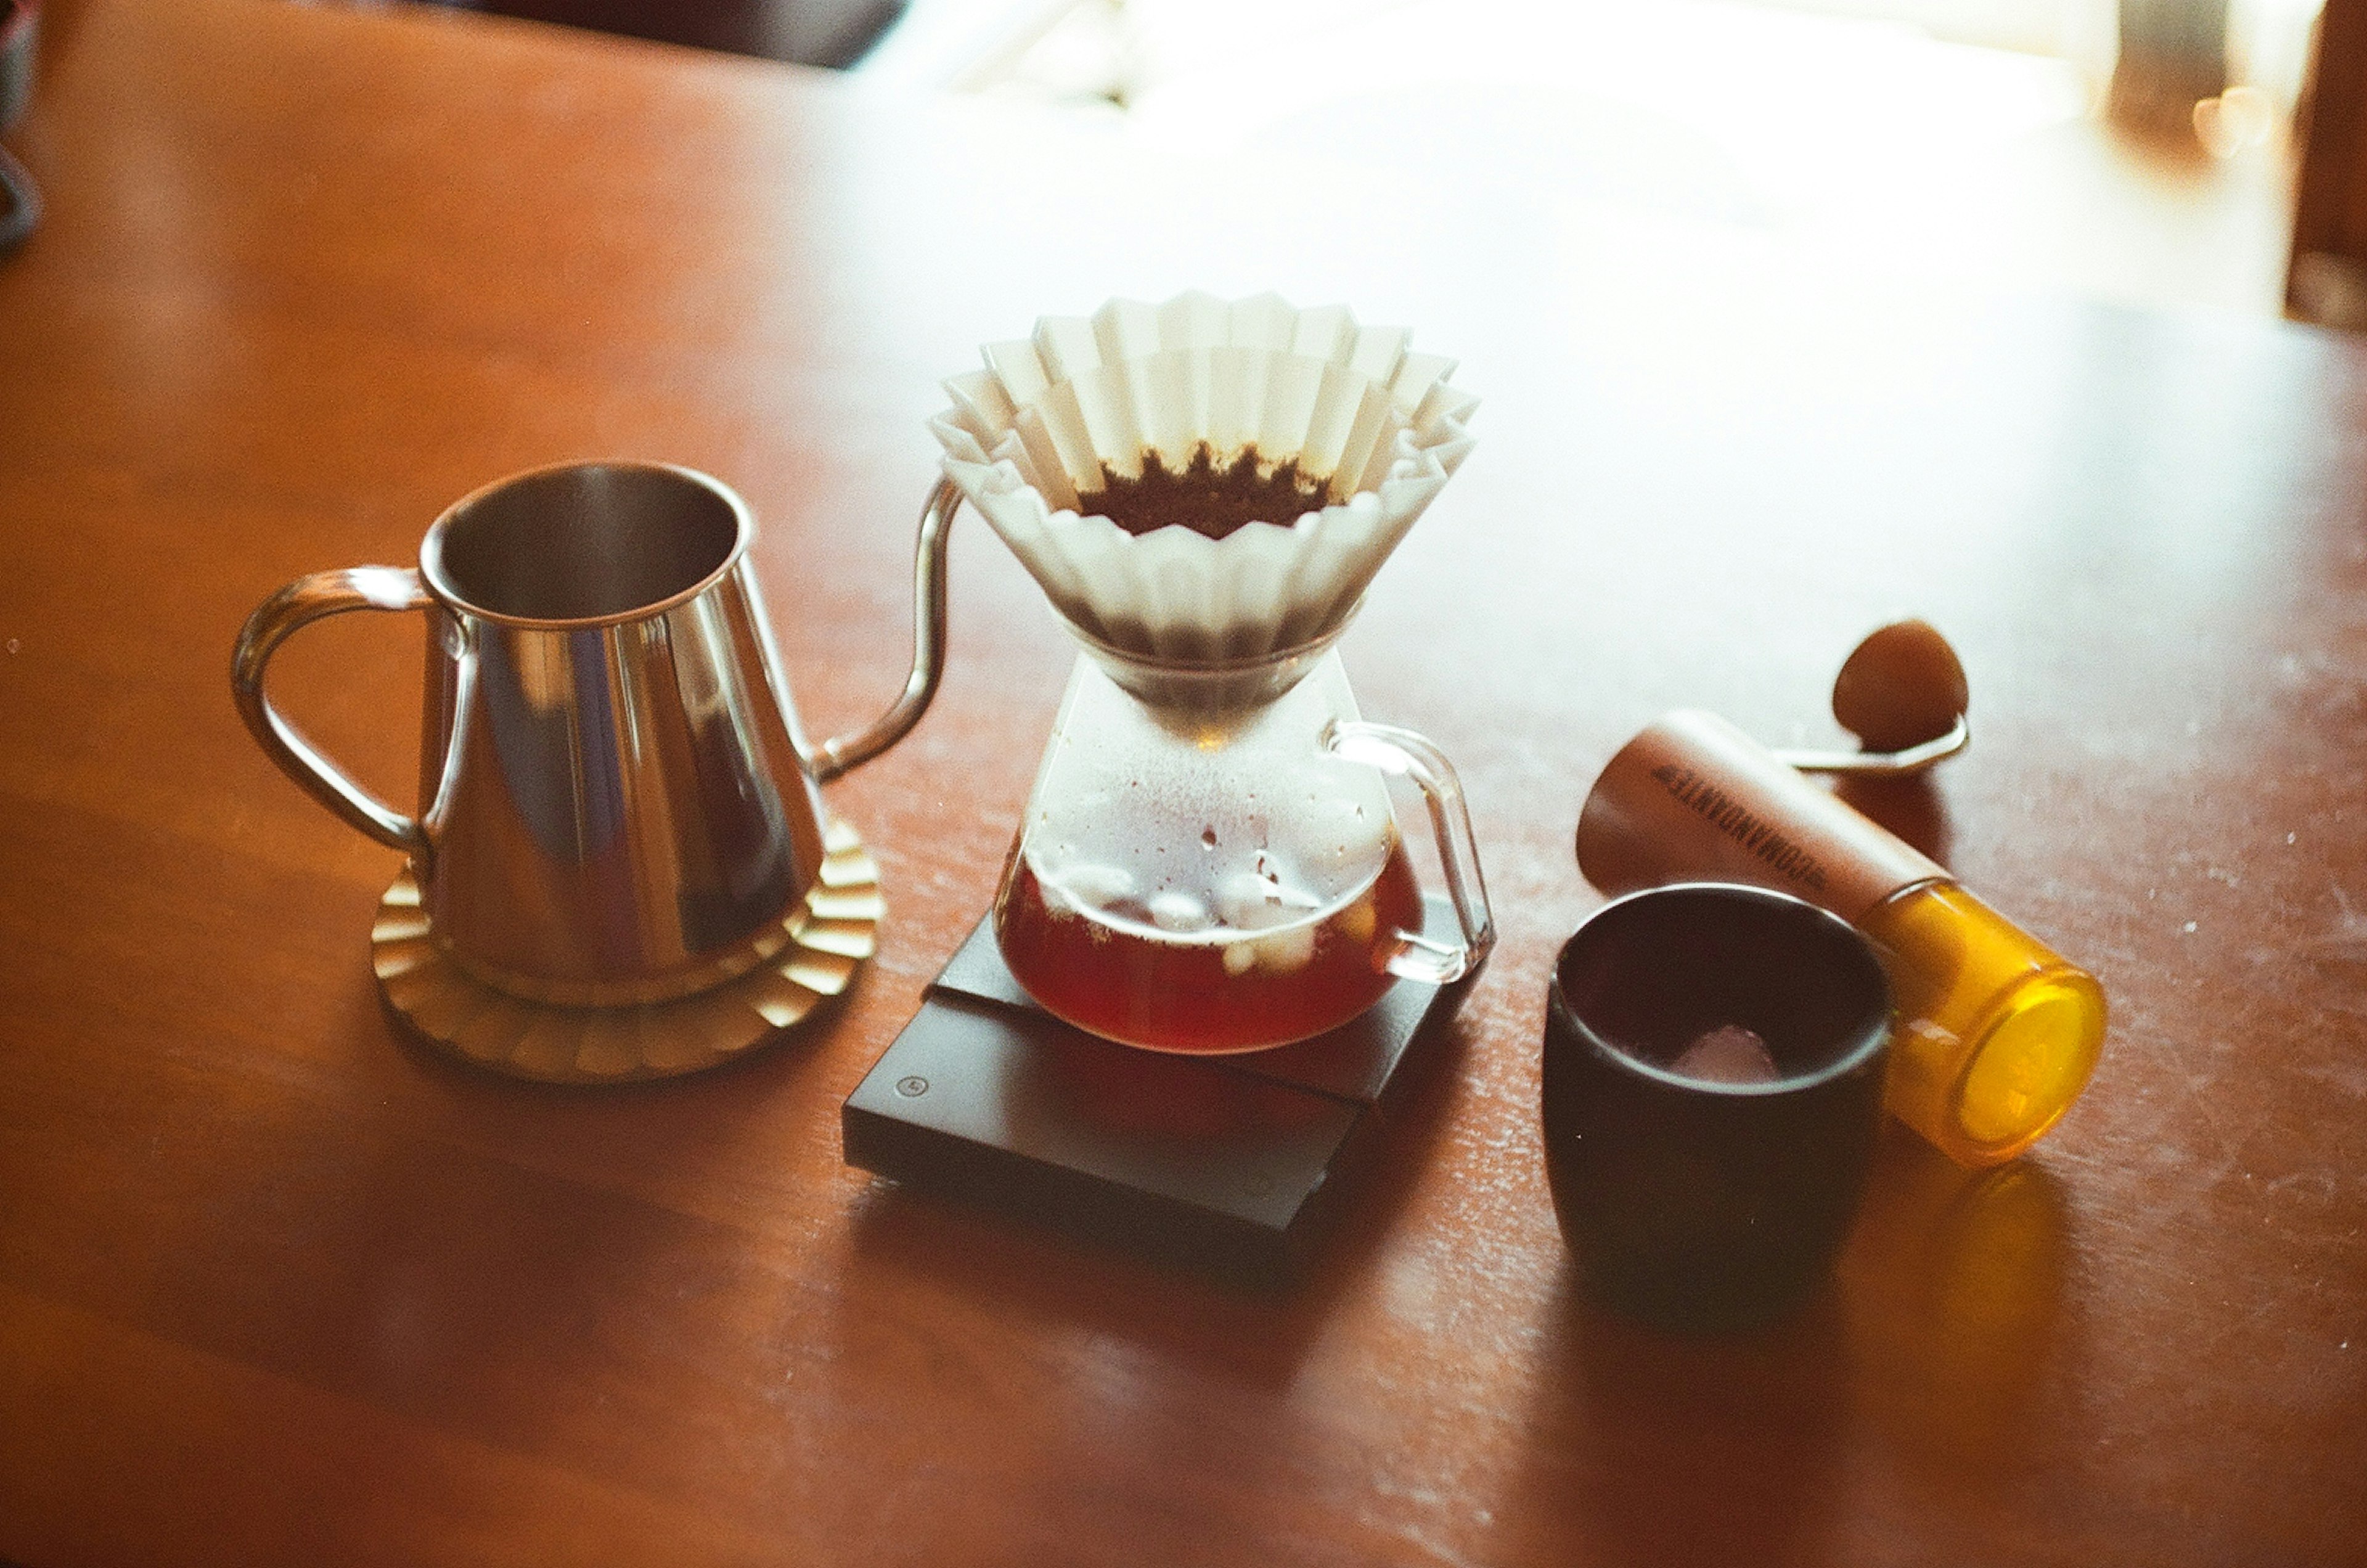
[{"x1": 4, "y1": 1, "x2": 2364, "y2": 1562}]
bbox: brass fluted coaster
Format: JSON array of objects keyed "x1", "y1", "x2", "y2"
[{"x1": 372, "y1": 820, "x2": 881, "y2": 1084}]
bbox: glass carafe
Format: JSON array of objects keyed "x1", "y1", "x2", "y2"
[{"x1": 993, "y1": 631, "x2": 1494, "y2": 1055}]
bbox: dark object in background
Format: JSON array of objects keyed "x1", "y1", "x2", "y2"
[
  {"x1": 2109, "y1": 0, "x2": 2230, "y2": 141},
  {"x1": 2292, "y1": 0, "x2": 2367, "y2": 326},
  {"x1": 1, "y1": 0, "x2": 38, "y2": 253},
  {"x1": 425, "y1": 0, "x2": 907, "y2": 68},
  {"x1": 1543, "y1": 883, "x2": 1891, "y2": 1332}
]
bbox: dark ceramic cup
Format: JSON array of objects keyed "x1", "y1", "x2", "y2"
[{"x1": 1543, "y1": 882, "x2": 1892, "y2": 1330}]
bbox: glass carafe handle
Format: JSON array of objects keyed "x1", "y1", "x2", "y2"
[{"x1": 1324, "y1": 719, "x2": 1497, "y2": 987}]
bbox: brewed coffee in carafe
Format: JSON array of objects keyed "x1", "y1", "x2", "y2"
[
  {"x1": 932, "y1": 292, "x2": 1494, "y2": 1054},
  {"x1": 994, "y1": 647, "x2": 1457, "y2": 1053}
]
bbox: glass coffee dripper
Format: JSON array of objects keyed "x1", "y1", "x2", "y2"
[
  {"x1": 993, "y1": 626, "x2": 1494, "y2": 1054},
  {"x1": 933, "y1": 292, "x2": 1496, "y2": 1055}
]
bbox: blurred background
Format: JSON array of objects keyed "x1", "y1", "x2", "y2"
[{"x1": 419, "y1": 0, "x2": 2350, "y2": 324}]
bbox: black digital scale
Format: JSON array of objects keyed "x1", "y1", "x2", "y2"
[{"x1": 843, "y1": 897, "x2": 1469, "y2": 1282}]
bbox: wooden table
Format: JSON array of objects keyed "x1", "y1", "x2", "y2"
[{"x1": 4, "y1": 1, "x2": 2363, "y2": 1562}]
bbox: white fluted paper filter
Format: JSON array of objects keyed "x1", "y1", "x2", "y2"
[{"x1": 931, "y1": 292, "x2": 1478, "y2": 663}]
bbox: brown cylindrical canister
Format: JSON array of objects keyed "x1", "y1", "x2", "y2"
[{"x1": 1576, "y1": 709, "x2": 1945, "y2": 922}]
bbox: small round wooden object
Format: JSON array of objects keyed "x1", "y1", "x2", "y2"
[{"x1": 1830, "y1": 619, "x2": 1971, "y2": 753}]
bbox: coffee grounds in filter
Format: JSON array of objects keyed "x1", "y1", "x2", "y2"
[{"x1": 1079, "y1": 444, "x2": 1333, "y2": 541}]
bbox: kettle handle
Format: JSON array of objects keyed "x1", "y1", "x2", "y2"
[
  {"x1": 1325, "y1": 719, "x2": 1497, "y2": 987},
  {"x1": 231, "y1": 565, "x2": 435, "y2": 857},
  {"x1": 807, "y1": 478, "x2": 960, "y2": 785}
]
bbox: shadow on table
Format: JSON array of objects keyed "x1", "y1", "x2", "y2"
[
  {"x1": 1833, "y1": 773, "x2": 1953, "y2": 866},
  {"x1": 1842, "y1": 1125, "x2": 2079, "y2": 1497},
  {"x1": 122, "y1": 979, "x2": 872, "y2": 1439},
  {"x1": 1495, "y1": 1268, "x2": 1858, "y2": 1566},
  {"x1": 836, "y1": 1003, "x2": 1479, "y2": 1387},
  {"x1": 1493, "y1": 1123, "x2": 2074, "y2": 1562}
]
